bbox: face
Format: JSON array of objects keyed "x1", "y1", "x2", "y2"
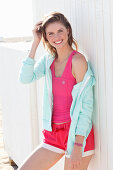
[{"x1": 45, "y1": 22, "x2": 70, "y2": 49}]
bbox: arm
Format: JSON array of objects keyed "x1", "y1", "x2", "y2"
[
  {"x1": 19, "y1": 21, "x2": 46, "y2": 84},
  {"x1": 18, "y1": 41, "x2": 46, "y2": 84},
  {"x1": 70, "y1": 53, "x2": 88, "y2": 168},
  {"x1": 72, "y1": 53, "x2": 90, "y2": 137},
  {"x1": 75, "y1": 86, "x2": 94, "y2": 136}
]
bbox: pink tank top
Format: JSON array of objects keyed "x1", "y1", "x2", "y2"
[{"x1": 50, "y1": 50, "x2": 78, "y2": 123}]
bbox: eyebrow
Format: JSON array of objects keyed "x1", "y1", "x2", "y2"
[{"x1": 46, "y1": 28, "x2": 64, "y2": 34}]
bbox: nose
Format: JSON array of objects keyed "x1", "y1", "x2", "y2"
[{"x1": 54, "y1": 33, "x2": 60, "y2": 39}]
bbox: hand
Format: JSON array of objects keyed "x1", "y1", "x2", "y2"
[
  {"x1": 32, "y1": 21, "x2": 43, "y2": 43},
  {"x1": 70, "y1": 145, "x2": 82, "y2": 169}
]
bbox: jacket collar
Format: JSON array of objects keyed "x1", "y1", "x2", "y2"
[
  {"x1": 84, "y1": 62, "x2": 96, "y2": 86},
  {"x1": 46, "y1": 53, "x2": 55, "y2": 69}
]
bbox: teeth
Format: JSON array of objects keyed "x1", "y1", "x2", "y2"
[{"x1": 55, "y1": 40, "x2": 62, "y2": 44}]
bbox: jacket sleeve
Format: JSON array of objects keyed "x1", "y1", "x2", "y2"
[
  {"x1": 18, "y1": 55, "x2": 46, "y2": 84},
  {"x1": 75, "y1": 86, "x2": 94, "y2": 137}
]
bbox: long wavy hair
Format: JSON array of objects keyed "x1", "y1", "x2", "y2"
[{"x1": 41, "y1": 11, "x2": 78, "y2": 58}]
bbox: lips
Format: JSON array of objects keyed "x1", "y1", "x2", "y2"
[{"x1": 54, "y1": 40, "x2": 63, "y2": 44}]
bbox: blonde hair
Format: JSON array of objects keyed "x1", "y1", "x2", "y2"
[{"x1": 41, "y1": 11, "x2": 78, "y2": 58}]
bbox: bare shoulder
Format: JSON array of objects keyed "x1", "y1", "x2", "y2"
[{"x1": 72, "y1": 52, "x2": 88, "y2": 83}]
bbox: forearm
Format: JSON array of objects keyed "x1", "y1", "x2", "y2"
[
  {"x1": 19, "y1": 41, "x2": 40, "y2": 83},
  {"x1": 71, "y1": 135, "x2": 84, "y2": 156},
  {"x1": 29, "y1": 40, "x2": 40, "y2": 59},
  {"x1": 75, "y1": 135, "x2": 85, "y2": 144}
]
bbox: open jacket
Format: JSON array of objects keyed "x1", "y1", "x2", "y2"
[{"x1": 18, "y1": 52, "x2": 96, "y2": 156}]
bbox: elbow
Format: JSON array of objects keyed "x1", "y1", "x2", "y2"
[{"x1": 18, "y1": 75, "x2": 33, "y2": 84}]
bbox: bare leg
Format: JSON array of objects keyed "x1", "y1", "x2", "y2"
[
  {"x1": 18, "y1": 145, "x2": 65, "y2": 170},
  {"x1": 64, "y1": 154, "x2": 94, "y2": 170}
]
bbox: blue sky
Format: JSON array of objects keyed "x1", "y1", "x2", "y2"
[{"x1": 0, "y1": 0, "x2": 33, "y2": 37}]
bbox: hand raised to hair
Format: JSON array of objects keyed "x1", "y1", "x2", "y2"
[{"x1": 32, "y1": 21, "x2": 43, "y2": 43}]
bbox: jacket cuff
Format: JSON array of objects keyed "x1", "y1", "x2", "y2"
[
  {"x1": 75, "y1": 129, "x2": 86, "y2": 137},
  {"x1": 23, "y1": 56, "x2": 36, "y2": 65}
]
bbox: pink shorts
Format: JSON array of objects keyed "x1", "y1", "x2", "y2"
[{"x1": 41, "y1": 121, "x2": 95, "y2": 157}]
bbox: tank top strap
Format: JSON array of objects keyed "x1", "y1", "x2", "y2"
[
  {"x1": 63, "y1": 50, "x2": 78, "y2": 79},
  {"x1": 67, "y1": 50, "x2": 78, "y2": 65}
]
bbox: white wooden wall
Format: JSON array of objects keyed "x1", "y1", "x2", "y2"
[{"x1": 32, "y1": 0, "x2": 113, "y2": 169}]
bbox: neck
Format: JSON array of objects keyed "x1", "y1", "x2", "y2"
[{"x1": 56, "y1": 44, "x2": 74, "y2": 62}]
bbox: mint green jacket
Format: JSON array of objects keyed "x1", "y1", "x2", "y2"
[{"x1": 18, "y1": 52, "x2": 96, "y2": 156}]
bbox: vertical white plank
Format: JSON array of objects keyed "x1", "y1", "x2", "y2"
[
  {"x1": 75, "y1": 0, "x2": 84, "y2": 52},
  {"x1": 70, "y1": 0, "x2": 76, "y2": 36},
  {"x1": 44, "y1": 0, "x2": 65, "y2": 15},
  {"x1": 71, "y1": 0, "x2": 77, "y2": 44},
  {"x1": 87, "y1": 1, "x2": 101, "y2": 169},
  {"x1": 109, "y1": 0, "x2": 113, "y2": 72},
  {"x1": 80, "y1": 0, "x2": 90, "y2": 54},
  {"x1": 95, "y1": 0, "x2": 108, "y2": 169},
  {"x1": 103, "y1": 0, "x2": 113, "y2": 170},
  {"x1": 87, "y1": 0, "x2": 97, "y2": 66},
  {"x1": 110, "y1": 0, "x2": 113, "y2": 58},
  {"x1": 64, "y1": 0, "x2": 71, "y2": 20}
]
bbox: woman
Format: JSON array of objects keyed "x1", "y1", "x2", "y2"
[{"x1": 18, "y1": 11, "x2": 96, "y2": 170}]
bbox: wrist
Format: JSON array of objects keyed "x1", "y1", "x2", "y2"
[
  {"x1": 33, "y1": 40, "x2": 40, "y2": 46},
  {"x1": 74, "y1": 142, "x2": 83, "y2": 147}
]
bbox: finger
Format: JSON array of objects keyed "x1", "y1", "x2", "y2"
[
  {"x1": 73, "y1": 163, "x2": 77, "y2": 169},
  {"x1": 76, "y1": 161, "x2": 81, "y2": 167},
  {"x1": 74, "y1": 162, "x2": 80, "y2": 169},
  {"x1": 36, "y1": 23, "x2": 42, "y2": 26},
  {"x1": 69, "y1": 161, "x2": 71, "y2": 168},
  {"x1": 34, "y1": 24, "x2": 42, "y2": 30},
  {"x1": 78, "y1": 161, "x2": 81, "y2": 166},
  {"x1": 69, "y1": 160, "x2": 73, "y2": 169},
  {"x1": 36, "y1": 21, "x2": 43, "y2": 26},
  {"x1": 33, "y1": 25, "x2": 41, "y2": 31},
  {"x1": 34, "y1": 25, "x2": 40, "y2": 30},
  {"x1": 33, "y1": 22, "x2": 42, "y2": 28},
  {"x1": 71, "y1": 162, "x2": 75, "y2": 169},
  {"x1": 71, "y1": 163, "x2": 74, "y2": 169}
]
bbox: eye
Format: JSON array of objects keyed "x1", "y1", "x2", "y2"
[
  {"x1": 49, "y1": 32, "x2": 53, "y2": 35},
  {"x1": 58, "y1": 30, "x2": 63, "y2": 32}
]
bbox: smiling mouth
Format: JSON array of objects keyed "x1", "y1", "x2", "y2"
[{"x1": 54, "y1": 40, "x2": 63, "y2": 44}]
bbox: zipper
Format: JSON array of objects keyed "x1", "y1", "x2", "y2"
[
  {"x1": 45, "y1": 75, "x2": 52, "y2": 108},
  {"x1": 77, "y1": 76, "x2": 90, "y2": 102},
  {"x1": 66, "y1": 76, "x2": 91, "y2": 154},
  {"x1": 46, "y1": 58, "x2": 53, "y2": 112}
]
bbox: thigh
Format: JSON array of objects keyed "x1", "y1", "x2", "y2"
[
  {"x1": 64, "y1": 154, "x2": 94, "y2": 170},
  {"x1": 18, "y1": 145, "x2": 65, "y2": 170}
]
